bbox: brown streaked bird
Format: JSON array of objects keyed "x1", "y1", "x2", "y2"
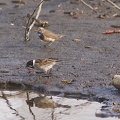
[
  {"x1": 26, "y1": 58, "x2": 60, "y2": 74},
  {"x1": 37, "y1": 27, "x2": 64, "y2": 45}
]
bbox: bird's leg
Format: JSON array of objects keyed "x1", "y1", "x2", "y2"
[
  {"x1": 27, "y1": 67, "x2": 35, "y2": 74},
  {"x1": 48, "y1": 68, "x2": 53, "y2": 76},
  {"x1": 42, "y1": 70, "x2": 50, "y2": 77},
  {"x1": 48, "y1": 42, "x2": 53, "y2": 46},
  {"x1": 43, "y1": 44, "x2": 47, "y2": 48},
  {"x1": 43, "y1": 42, "x2": 53, "y2": 48},
  {"x1": 36, "y1": 71, "x2": 44, "y2": 74}
]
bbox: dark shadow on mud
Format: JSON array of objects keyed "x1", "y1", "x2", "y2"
[
  {"x1": 0, "y1": 81, "x2": 95, "y2": 100},
  {"x1": 0, "y1": 81, "x2": 109, "y2": 102}
]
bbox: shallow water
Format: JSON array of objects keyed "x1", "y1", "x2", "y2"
[{"x1": 0, "y1": 90, "x2": 118, "y2": 120}]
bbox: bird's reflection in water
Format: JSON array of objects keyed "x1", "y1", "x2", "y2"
[
  {"x1": 0, "y1": 90, "x2": 58, "y2": 120},
  {"x1": 25, "y1": 92, "x2": 70, "y2": 120},
  {"x1": 26, "y1": 93, "x2": 57, "y2": 108}
]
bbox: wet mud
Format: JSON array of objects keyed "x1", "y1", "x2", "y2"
[{"x1": 0, "y1": 0, "x2": 120, "y2": 117}]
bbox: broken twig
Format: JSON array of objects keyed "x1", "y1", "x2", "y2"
[
  {"x1": 106, "y1": 0, "x2": 120, "y2": 11},
  {"x1": 25, "y1": 0, "x2": 44, "y2": 41},
  {"x1": 80, "y1": 0, "x2": 97, "y2": 13},
  {"x1": 103, "y1": 29, "x2": 120, "y2": 34}
]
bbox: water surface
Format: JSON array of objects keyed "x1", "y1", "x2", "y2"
[{"x1": 0, "y1": 90, "x2": 118, "y2": 120}]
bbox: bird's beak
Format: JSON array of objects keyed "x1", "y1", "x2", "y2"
[{"x1": 26, "y1": 67, "x2": 35, "y2": 73}]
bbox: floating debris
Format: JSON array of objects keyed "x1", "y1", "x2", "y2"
[
  {"x1": 80, "y1": 10, "x2": 84, "y2": 14},
  {"x1": 113, "y1": 14, "x2": 120, "y2": 17},
  {"x1": 64, "y1": 11, "x2": 77, "y2": 16},
  {"x1": 85, "y1": 45, "x2": 91, "y2": 48},
  {"x1": 103, "y1": 29, "x2": 120, "y2": 34},
  {"x1": 61, "y1": 79, "x2": 75, "y2": 84},
  {"x1": 98, "y1": 14, "x2": 106, "y2": 19},
  {"x1": 11, "y1": 23, "x2": 14, "y2": 26},
  {"x1": 72, "y1": 38, "x2": 81, "y2": 42}
]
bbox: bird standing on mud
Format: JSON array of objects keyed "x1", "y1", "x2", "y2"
[
  {"x1": 37, "y1": 27, "x2": 64, "y2": 46},
  {"x1": 26, "y1": 58, "x2": 60, "y2": 74}
]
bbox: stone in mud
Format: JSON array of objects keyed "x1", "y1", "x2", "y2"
[
  {"x1": 112, "y1": 75, "x2": 120, "y2": 90},
  {"x1": 95, "y1": 110, "x2": 110, "y2": 118}
]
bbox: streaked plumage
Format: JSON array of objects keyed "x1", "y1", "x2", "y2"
[{"x1": 26, "y1": 58, "x2": 60, "y2": 73}]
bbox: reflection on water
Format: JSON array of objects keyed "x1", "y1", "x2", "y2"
[{"x1": 0, "y1": 90, "x2": 118, "y2": 120}]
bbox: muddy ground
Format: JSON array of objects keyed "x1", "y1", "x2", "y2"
[{"x1": 0, "y1": 0, "x2": 120, "y2": 104}]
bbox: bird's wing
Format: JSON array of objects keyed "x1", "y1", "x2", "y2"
[
  {"x1": 43, "y1": 29, "x2": 63, "y2": 39},
  {"x1": 36, "y1": 58, "x2": 58, "y2": 66}
]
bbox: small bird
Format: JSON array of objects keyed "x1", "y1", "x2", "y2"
[
  {"x1": 37, "y1": 27, "x2": 64, "y2": 45},
  {"x1": 26, "y1": 58, "x2": 60, "y2": 74}
]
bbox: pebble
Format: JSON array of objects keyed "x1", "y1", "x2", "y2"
[{"x1": 112, "y1": 75, "x2": 120, "y2": 90}]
